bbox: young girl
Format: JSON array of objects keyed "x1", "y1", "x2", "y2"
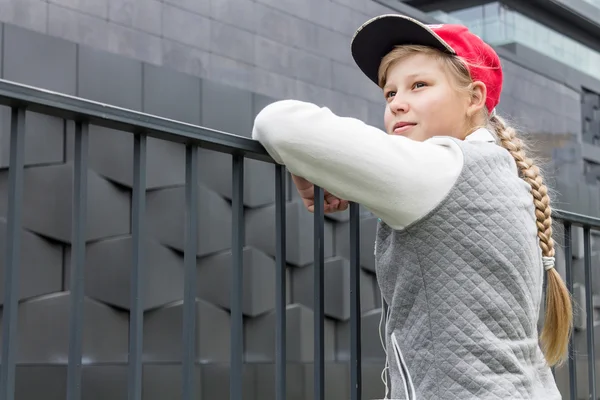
[{"x1": 252, "y1": 14, "x2": 571, "y2": 400}]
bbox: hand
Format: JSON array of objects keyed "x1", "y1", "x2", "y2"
[{"x1": 291, "y1": 174, "x2": 349, "y2": 213}]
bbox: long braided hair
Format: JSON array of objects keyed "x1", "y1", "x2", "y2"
[{"x1": 489, "y1": 115, "x2": 572, "y2": 366}]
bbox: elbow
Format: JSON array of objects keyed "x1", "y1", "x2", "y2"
[{"x1": 252, "y1": 100, "x2": 303, "y2": 147}]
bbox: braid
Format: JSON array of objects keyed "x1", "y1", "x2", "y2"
[
  {"x1": 490, "y1": 114, "x2": 572, "y2": 367},
  {"x1": 491, "y1": 116, "x2": 554, "y2": 257}
]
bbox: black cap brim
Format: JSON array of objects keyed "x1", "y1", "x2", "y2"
[{"x1": 351, "y1": 14, "x2": 455, "y2": 86}]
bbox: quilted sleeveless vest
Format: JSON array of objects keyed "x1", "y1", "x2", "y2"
[{"x1": 375, "y1": 138, "x2": 562, "y2": 399}]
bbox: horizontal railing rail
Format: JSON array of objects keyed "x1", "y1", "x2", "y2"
[{"x1": 0, "y1": 78, "x2": 595, "y2": 400}]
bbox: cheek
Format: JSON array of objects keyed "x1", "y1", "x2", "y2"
[{"x1": 383, "y1": 107, "x2": 394, "y2": 129}]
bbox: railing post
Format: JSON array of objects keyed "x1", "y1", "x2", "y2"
[
  {"x1": 231, "y1": 155, "x2": 244, "y2": 400},
  {"x1": 128, "y1": 133, "x2": 147, "y2": 400},
  {"x1": 349, "y1": 203, "x2": 362, "y2": 400},
  {"x1": 275, "y1": 165, "x2": 287, "y2": 400},
  {"x1": 563, "y1": 222, "x2": 577, "y2": 400},
  {"x1": 583, "y1": 227, "x2": 596, "y2": 400},
  {"x1": 66, "y1": 120, "x2": 89, "y2": 400},
  {"x1": 0, "y1": 106, "x2": 26, "y2": 400},
  {"x1": 182, "y1": 144, "x2": 199, "y2": 400},
  {"x1": 313, "y1": 186, "x2": 325, "y2": 400}
]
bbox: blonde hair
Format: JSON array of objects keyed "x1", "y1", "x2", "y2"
[{"x1": 379, "y1": 45, "x2": 572, "y2": 366}]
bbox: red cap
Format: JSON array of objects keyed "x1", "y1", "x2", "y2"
[{"x1": 351, "y1": 15, "x2": 503, "y2": 113}]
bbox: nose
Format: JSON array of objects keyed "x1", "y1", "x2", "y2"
[{"x1": 389, "y1": 95, "x2": 409, "y2": 114}]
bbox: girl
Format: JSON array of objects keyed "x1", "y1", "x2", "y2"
[{"x1": 252, "y1": 14, "x2": 571, "y2": 400}]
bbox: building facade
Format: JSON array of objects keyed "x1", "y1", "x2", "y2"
[{"x1": 0, "y1": 0, "x2": 596, "y2": 398}]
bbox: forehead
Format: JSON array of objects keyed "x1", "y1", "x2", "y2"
[{"x1": 386, "y1": 53, "x2": 445, "y2": 81}]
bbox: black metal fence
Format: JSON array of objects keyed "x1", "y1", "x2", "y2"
[{"x1": 0, "y1": 78, "x2": 596, "y2": 400}]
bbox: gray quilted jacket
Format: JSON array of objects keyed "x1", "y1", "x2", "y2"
[{"x1": 374, "y1": 138, "x2": 562, "y2": 399}]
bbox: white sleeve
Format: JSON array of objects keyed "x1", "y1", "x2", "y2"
[{"x1": 252, "y1": 99, "x2": 464, "y2": 230}]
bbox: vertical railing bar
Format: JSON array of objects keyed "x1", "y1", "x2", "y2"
[
  {"x1": 349, "y1": 203, "x2": 362, "y2": 400},
  {"x1": 182, "y1": 145, "x2": 199, "y2": 400},
  {"x1": 231, "y1": 155, "x2": 244, "y2": 400},
  {"x1": 128, "y1": 133, "x2": 146, "y2": 400},
  {"x1": 313, "y1": 185, "x2": 325, "y2": 400},
  {"x1": 66, "y1": 120, "x2": 89, "y2": 400},
  {"x1": 563, "y1": 222, "x2": 576, "y2": 400},
  {"x1": 275, "y1": 165, "x2": 287, "y2": 400},
  {"x1": 0, "y1": 106, "x2": 26, "y2": 400},
  {"x1": 584, "y1": 226, "x2": 596, "y2": 400}
]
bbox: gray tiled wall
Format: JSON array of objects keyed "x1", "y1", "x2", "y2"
[{"x1": 0, "y1": 0, "x2": 593, "y2": 398}]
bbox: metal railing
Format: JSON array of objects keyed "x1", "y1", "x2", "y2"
[
  {"x1": 0, "y1": 78, "x2": 596, "y2": 400},
  {"x1": 0, "y1": 79, "x2": 361, "y2": 400}
]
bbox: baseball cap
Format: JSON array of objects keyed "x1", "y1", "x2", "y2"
[{"x1": 351, "y1": 14, "x2": 503, "y2": 113}]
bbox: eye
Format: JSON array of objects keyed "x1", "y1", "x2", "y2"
[
  {"x1": 384, "y1": 91, "x2": 396, "y2": 101},
  {"x1": 412, "y1": 82, "x2": 427, "y2": 90}
]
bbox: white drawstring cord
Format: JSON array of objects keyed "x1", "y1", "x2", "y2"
[{"x1": 379, "y1": 294, "x2": 391, "y2": 399}]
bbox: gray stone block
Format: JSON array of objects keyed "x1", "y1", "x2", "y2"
[
  {"x1": 314, "y1": 24, "x2": 353, "y2": 65},
  {"x1": 198, "y1": 151, "x2": 276, "y2": 208},
  {"x1": 332, "y1": 0, "x2": 366, "y2": 12},
  {"x1": 77, "y1": 45, "x2": 143, "y2": 110},
  {"x1": 143, "y1": 63, "x2": 201, "y2": 125},
  {"x1": 108, "y1": 0, "x2": 162, "y2": 36},
  {"x1": 201, "y1": 79, "x2": 254, "y2": 137},
  {"x1": 208, "y1": 53, "x2": 257, "y2": 93},
  {"x1": 253, "y1": 67, "x2": 297, "y2": 100},
  {"x1": 210, "y1": 19, "x2": 254, "y2": 64},
  {"x1": 82, "y1": 365, "x2": 128, "y2": 400},
  {"x1": 146, "y1": 184, "x2": 232, "y2": 257},
  {"x1": 0, "y1": 219, "x2": 62, "y2": 305},
  {"x1": 48, "y1": 4, "x2": 110, "y2": 53},
  {"x1": 336, "y1": 308, "x2": 387, "y2": 362},
  {"x1": 291, "y1": 256, "x2": 377, "y2": 320},
  {"x1": 253, "y1": 93, "x2": 278, "y2": 116},
  {"x1": 254, "y1": 35, "x2": 292, "y2": 77},
  {"x1": 0, "y1": 163, "x2": 131, "y2": 243},
  {"x1": 0, "y1": 293, "x2": 129, "y2": 363},
  {"x1": 63, "y1": 237, "x2": 184, "y2": 311},
  {"x1": 2, "y1": 0, "x2": 48, "y2": 34},
  {"x1": 303, "y1": 363, "x2": 350, "y2": 400},
  {"x1": 50, "y1": 0, "x2": 107, "y2": 18},
  {"x1": 290, "y1": 47, "x2": 333, "y2": 89},
  {"x1": 197, "y1": 246, "x2": 277, "y2": 317},
  {"x1": 362, "y1": 362, "x2": 387, "y2": 399},
  {"x1": 245, "y1": 199, "x2": 335, "y2": 267},
  {"x1": 164, "y1": 0, "x2": 209, "y2": 15},
  {"x1": 295, "y1": 80, "x2": 335, "y2": 106},
  {"x1": 105, "y1": 22, "x2": 162, "y2": 65},
  {"x1": 163, "y1": 4, "x2": 210, "y2": 51},
  {"x1": 335, "y1": 216, "x2": 378, "y2": 273},
  {"x1": 245, "y1": 303, "x2": 336, "y2": 362},
  {"x1": 210, "y1": 0, "x2": 256, "y2": 32},
  {"x1": 143, "y1": 364, "x2": 255, "y2": 400},
  {"x1": 143, "y1": 299, "x2": 231, "y2": 363},
  {"x1": 253, "y1": 363, "x2": 307, "y2": 400},
  {"x1": 3, "y1": 23, "x2": 77, "y2": 94},
  {"x1": 161, "y1": 38, "x2": 209, "y2": 78},
  {"x1": 82, "y1": 124, "x2": 186, "y2": 190},
  {"x1": 13, "y1": 365, "x2": 68, "y2": 400},
  {"x1": 0, "y1": 109, "x2": 64, "y2": 169}
]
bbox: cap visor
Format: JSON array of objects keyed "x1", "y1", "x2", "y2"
[{"x1": 351, "y1": 15, "x2": 454, "y2": 86}]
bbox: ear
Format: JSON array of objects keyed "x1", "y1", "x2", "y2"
[{"x1": 466, "y1": 81, "x2": 487, "y2": 117}]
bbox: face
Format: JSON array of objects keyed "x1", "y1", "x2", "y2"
[{"x1": 382, "y1": 53, "x2": 474, "y2": 142}]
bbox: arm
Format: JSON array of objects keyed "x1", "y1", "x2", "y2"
[{"x1": 252, "y1": 100, "x2": 464, "y2": 230}]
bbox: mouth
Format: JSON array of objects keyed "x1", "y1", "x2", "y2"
[{"x1": 392, "y1": 122, "x2": 417, "y2": 135}]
